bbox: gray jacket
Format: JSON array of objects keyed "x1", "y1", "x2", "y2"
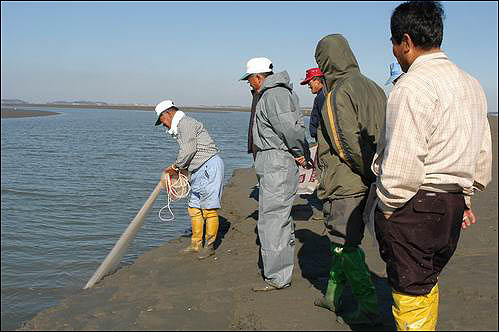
[
  {"x1": 174, "y1": 115, "x2": 218, "y2": 172},
  {"x1": 252, "y1": 71, "x2": 309, "y2": 158}
]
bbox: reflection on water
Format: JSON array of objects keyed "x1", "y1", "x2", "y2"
[{"x1": 2, "y1": 108, "x2": 307, "y2": 330}]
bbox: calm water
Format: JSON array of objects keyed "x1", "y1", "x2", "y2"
[{"x1": 2, "y1": 108, "x2": 306, "y2": 330}]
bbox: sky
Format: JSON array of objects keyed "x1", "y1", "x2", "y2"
[{"x1": 1, "y1": 1, "x2": 498, "y2": 110}]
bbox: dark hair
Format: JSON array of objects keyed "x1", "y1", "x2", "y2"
[{"x1": 391, "y1": 1, "x2": 445, "y2": 49}]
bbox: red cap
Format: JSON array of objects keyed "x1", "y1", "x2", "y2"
[{"x1": 300, "y1": 67, "x2": 324, "y2": 85}]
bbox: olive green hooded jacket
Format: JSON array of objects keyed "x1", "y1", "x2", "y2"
[{"x1": 314, "y1": 34, "x2": 386, "y2": 201}]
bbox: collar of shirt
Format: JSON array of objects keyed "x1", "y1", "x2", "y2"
[
  {"x1": 168, "y1": 111, "x2": 185, "y2": 136},
  {"x1": 408, "y1": 51, "x2": 448, "y2": 72}
]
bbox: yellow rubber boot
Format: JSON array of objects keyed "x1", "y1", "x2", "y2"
[
  {"x1": 183, "y1": 207, "x2": 204, "y2": 253},
  {"x1": 392, "y1": 283, "x2": 439, "y2": 331},
  {"x1": 198, "y1": 209, "x2": 219, "y2": 259},
  {"x1": 203, "y1": 209, "x2": 219, "y2": 246}
]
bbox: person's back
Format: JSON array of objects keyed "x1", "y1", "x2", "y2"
[
  {"x1": 252, "y1": 71, "x2": 308, "y2": 158},
  {"x1": 376, "y1": 52, "x2": 491, "y2": 209},
  {"x1": 404, "y1": 55, "x2": 487, "y2": 181},
  {"x1": 342, "y1": 69, "x2": 386, "y2": 177},
  {"x1": 176, "y1": 115, "x2": 219, "y2": 173},
  {"x1": 315, "y1": 33, "x2": 386, "y2": 199}
]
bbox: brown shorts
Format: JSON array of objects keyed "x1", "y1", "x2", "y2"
[{"x1": 374, "y1": 190, "x2": 465, "y2": 295}]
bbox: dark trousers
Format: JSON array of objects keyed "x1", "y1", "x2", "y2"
[
  {"x1": 324, "y1": 195, "x2": 366, "y2": 247},
  {"x1": 374, "y1": 190, "x2": 465, "y2": 295}
]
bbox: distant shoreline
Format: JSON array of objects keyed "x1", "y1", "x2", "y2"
[
  {"x1": 1, "y1": 103, "x2": 314, "y2": 116},
  {"x1": 1, "y1": 103, "x2": 251, "y2": 113},
  {"x1": 1, "y1": 108, "x2": 60, "y2": 119},
  {"x1": 0, "y1": 105, "x2": 247, "y2": 119}
]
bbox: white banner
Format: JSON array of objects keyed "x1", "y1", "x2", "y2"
[{"x1": 297, "y1": 145, "x2": 319, "y2": 195}]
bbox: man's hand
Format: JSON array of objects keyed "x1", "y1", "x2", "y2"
[
  {"x1": 462, "y1": 209, "x2": 477, "y2": 230},
  {"x1": 294, "y1": 156, "x2": 306, "y2": 167},
  {"x1": 163, "y1": 165, "x2": 178, "y2": 178}
]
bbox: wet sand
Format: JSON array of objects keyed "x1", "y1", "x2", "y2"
[
  {"x1": 19, "y1": 116, "x2": 497, "y2": 330},
  {"x1": 1, "y1": 108, "x2": 60, "y2": 118}
]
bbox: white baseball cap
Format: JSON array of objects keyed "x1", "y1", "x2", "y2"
[
  {"x1": 239, "y1": 57, "x2": 273, "y2": 80},
  {"x1": 154, "y1": 99, "x2": 178, "y2": 126}
]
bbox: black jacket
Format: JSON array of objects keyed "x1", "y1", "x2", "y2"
[{"x1": 309, "y1": 90, "x2": 325, "y2": 140}]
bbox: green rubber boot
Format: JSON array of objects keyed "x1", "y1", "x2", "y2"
[
  {"x1": 314, "y1": 242, "x2": 346, "y2": 313},
  {"x1": 340, "y1": 246, "x2": 381, "y2": 326}
]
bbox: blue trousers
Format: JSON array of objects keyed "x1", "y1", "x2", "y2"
[{"x1": 188, "y1": 154, "x2": 224, "y2": 209}]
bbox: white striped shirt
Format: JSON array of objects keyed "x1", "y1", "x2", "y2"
[
  {"x1": 174, "y1": 116, "x2": 218, "y2": 172},
  {"x1": 372, "y1": 51, "x2": 492, "y2": 212}
]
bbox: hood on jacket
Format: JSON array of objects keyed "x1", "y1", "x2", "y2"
[
  {"x1": 315, "y1": 34, "x2": 360, "y2": 90},
  {"x1": 259, "y1": 71, "x2": 293, "y2": 93}
]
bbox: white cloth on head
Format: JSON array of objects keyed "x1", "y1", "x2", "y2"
[{"x1": 168, "y1": 110, "x2": 185, "y2": 136}]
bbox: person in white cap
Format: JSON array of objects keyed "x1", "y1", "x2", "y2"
[
  {"x1": 240, "y1": 57, "x2": 311, "y2": 292},
  {"x1": 154, "y1": 100, "x2": 224, "y2": 260}
]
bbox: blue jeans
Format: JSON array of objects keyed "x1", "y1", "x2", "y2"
[{"x1": 188, "y1": 154, "x2": 224, "y2": 209}]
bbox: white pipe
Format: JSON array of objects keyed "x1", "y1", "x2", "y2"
[{"x1": 84, "y1": 181, "x2": 163, "y2": 289}]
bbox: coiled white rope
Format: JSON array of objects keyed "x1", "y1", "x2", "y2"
[{"x1": 159, "y1": 169, "x2": 191, "y2": 222}]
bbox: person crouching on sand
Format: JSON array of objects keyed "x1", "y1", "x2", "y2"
[{"x1": 154, "y1": 99, "x2": 225, "y2": 260}]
